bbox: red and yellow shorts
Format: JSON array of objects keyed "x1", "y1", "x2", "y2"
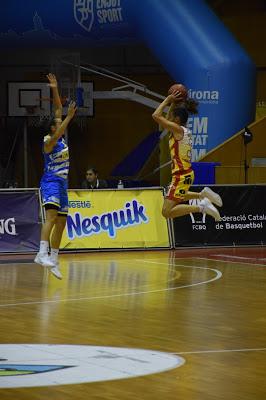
[{"x1": 166, "y1": 169, "x2": 194, "y2": 202}]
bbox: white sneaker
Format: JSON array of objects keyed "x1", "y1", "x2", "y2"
[
  {"x1": 34, "y1": 253, "x2": 55, "y2": 268},
  {"x1": 201, "y1": 187, "x2": 223, "y2": 207},
  {"x1": 50, "y1": 266, "x2": 63, "y2": 280},
  {"x1": 200, "y1": 198, "x2": 221, "y2": 221}
]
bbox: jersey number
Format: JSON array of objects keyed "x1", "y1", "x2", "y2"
[{"x1": 183, "y1": 174, "x2": 193, "y2": 185}]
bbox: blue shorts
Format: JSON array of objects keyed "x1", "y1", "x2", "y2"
[{"x1": 40, "y1": 177, "x2": 68, "y2": 215}]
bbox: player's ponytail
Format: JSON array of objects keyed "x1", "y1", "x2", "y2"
[
  {"x1": 185, "y1": 98, "x2": 199, "y2": 114},
  {"x1": 172, "y1": 98, "x2": 199, "y2": 125}
]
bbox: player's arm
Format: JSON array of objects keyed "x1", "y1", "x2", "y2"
[
  {"x1": 152, "y1": 94, "x2": 184, "y2": 140},
  {"x1": 166, "y1": 102, "x2": 176, "y2": 121},
  {"x1": 44, "y1": 101, "x2": 77, "y2": 154},
  {"x1": 47, "y1": 73, "x2": 62, "y2": 122}
]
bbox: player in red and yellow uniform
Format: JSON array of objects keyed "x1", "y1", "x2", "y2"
[{"x1": 152, "y1": 91, "x2": 222, "y2": 221}]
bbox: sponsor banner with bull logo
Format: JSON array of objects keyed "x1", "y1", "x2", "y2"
[{"x1": 0, "y1": 191, "x2": 40, "y2": 253}]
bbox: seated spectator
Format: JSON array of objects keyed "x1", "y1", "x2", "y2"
[{"x1": 81, "y1": 167, "x2": 108, "y2": 189}]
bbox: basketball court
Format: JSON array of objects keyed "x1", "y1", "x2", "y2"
[
  {"x1": 0, "y1": 246, "x2": 265, "y2": 399},
  {"x1": 0, "y1": 1, "x2": 265, "y2": 398}
]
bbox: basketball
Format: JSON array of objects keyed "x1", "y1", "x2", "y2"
[{"x1": 168, "y1": 83, "x2": 188, "y2": 101}]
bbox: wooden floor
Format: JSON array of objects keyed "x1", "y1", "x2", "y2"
[{"x1": 0, "y1": 247, "x2": 266, "y2": 399}]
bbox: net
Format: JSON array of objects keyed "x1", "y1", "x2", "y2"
[
  {"x1": 25, "y1": 106, "x2": 50, "y2": 128},
  {"x1": 27, "y1": 116, "x2": 50, "y2": 128}
]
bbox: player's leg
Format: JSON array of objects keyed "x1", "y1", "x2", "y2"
[
  {"x1": 177, "y1": 172, "x2": 200, "y2": 201},
  {"x1": 163, "y1": 171, "x2": 221, "y2": 221},
  {"x1": 162, "y1": 195, "x2": 221, "y2": 221},
  {"x1": 183, "y1": 190, "x2": 223, "y2": 207},
  {"x1": 40, "y1": 207, "x2": 59, "y2": 242},
  {"x1": 35, "y1": 207, "x2": 59, "y2": 267},
  {"x1": 163, "y1": 172, "x2": 200, "y2": 218},
  {"x1": 174, "y1": 171, "x2": 223, "y2": 208},
  {"x1": 184, "y1": 191, "x2": 201, "y2": 200},
  {"x1": 200, "y1": 187, "x2": 223, "y2": 207},
  {"x1": 35, "y1": 179, "x2": 61, "y2": 267},
  {"x1": 50, "y1": 215, "x2": 67, "y2": 251},
  {"x1": 47, "y1": 214, "x2": 66, "y2": 280},
  {"x1": 183, "y1": 188, "x2": 222, "y2": 206},
  {"x1": 49, "y1": 180, "x2": 69, "y2": 280},
  {"x1": 182, "y1": 171, "x2": 222, "y2": 206},
  {"x1": 162, "y1": 198, "x2": 200, "y2": 218}
]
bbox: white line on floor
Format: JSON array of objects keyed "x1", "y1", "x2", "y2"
[
  {"x1": 195, "y1": 257, "x2": 266, "y2": 267},
  {"x1": 213, "y1": 254, "x2": 266, "y2": 261},
  {"x1": 0, "y1": 262, "x2": 222, "y2": 308},
  {"x1": 173, "y1": 347, "x2": 266, "y2": 355}
]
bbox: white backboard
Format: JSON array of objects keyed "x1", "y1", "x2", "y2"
[
  {"x1": 8, "y1": 82, "x2": 51, "y2": 117},
  {"x1": 61, "y1": 82, "x2": 94, "y2": 117},
  {"x1": 8, "y1": 81, "x2": 94, "y2": 117}
]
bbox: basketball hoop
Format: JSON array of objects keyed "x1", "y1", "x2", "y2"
[{"x1": 25, "y1": 105, "x2": 38, "y2": 115}]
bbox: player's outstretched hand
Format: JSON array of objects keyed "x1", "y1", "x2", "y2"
[
  {"x1": 67, "y1": 101, "x2": 77, "y2": 119},
  {"x1": 47, "y1": 73, "x2": 58, "y2": 88}
]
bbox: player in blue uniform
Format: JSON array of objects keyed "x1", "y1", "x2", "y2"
[{"x1": 35, "y1": 73, "x2": 77, "y2": 279}]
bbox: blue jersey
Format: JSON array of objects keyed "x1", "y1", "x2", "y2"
[{"x1": 42, "y1": 136, "x2": 69, "y2": 180}]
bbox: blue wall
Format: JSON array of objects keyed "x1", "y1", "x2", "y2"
[{"x1": 1, "y1": 0, "x2": 256, "y2": 158}]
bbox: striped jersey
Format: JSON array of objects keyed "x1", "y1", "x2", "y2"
[
  {"x1": 43, "y1": 135, "x2": 69, "y2": 180},
  {"x1": 169, "y1": 126, "x2": 192, "y2": 174}
]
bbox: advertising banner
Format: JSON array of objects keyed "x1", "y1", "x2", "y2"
[
  {"x1": 60, "y1": 189, "x2": 170, "y2": 250},
  {"x1": 0, "y1": 191, "x2": 40, "y2": 252},
  {"x1": 174, "y1": 185, "x2": 266, "y2": 247}
]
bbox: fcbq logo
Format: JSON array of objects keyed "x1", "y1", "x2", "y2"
[
  {"x1": 0, "y1": 218, "x2": 17, "y2": 236},
  {"x1": 189, "y1": 199, "x2": 206, "y2": 231},
  {"x1": 188, "y1": 89, "x2": 219, "y2": 104},
  {"x1": 74, "y1": 0, "x2": 94, "y2": 32},
  {"x1": 74, "y1": 0, "x2": 123, "y2": 32}
]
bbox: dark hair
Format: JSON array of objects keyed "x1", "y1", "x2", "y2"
[
  {"x1": 172, "y1": 98, "x2": 199, "y2": 125},
  {"x1": 172, "y1": 107, "x2": 189, "y2": 125},
  {"x1": 184, "y1": 98, "x2": 199, "y2": 114},
  {"x1": 86, "y1": 167, "x2": 98, "y2": 175},
  {"x1": 40, "y1": 117, "x2": 55, "y2": 136}
]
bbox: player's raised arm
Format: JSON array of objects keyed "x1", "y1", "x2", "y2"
[
  {"x1": 44, "y1": 101, "x2": 77, "y2": 153},
  {"x1": 152, "y1": 93, "x2": 184, "y2": 140},
  {"x1": 166, "y1": 102, "x2": 176, "y2": 121},
  {"x1": 47, "y1": 73, "x2": 62, "y2": 121}
]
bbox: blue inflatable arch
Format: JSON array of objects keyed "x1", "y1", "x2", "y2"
[{"x1": 1, "y1": 0, "x2": 256, "y2": 157}]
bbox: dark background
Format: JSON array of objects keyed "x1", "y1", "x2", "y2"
[{"x1": 0, "y1": 0, "x2": 265, "y2": 188}]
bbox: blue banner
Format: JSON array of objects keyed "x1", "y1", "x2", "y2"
[
  {"x1": 0, "y1": 0, "x2": 256, "y2": 155},
  {"x1": 0, "y1": 192, "x2": 40, "y2": 253}
]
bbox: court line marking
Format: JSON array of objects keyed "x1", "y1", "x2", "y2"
[
  {"x1": 195, "y1": 257, "x2": 266, "y2": 267},
  {"x1": 213, "y1": 254, "x2": 266, "y2": 261},
  {"x1": 0, "y1": 256, "x2": 212, "y2": 267},
  {"x1": 0, "y1": 258, "x2": 194, "y2": 267},
  {"x1": 0, "y1": 261, "x2": 182, "y2": 304},
  {"x1": 0, "y1": 258, "x2": 154, "y2": 267},
  {"x1": 0, "y1": 258, "x2": 197, "y2": 304},
  {"x1": 0, "y1": 262, "x2": 222, "y2": 308},
  {"x1": 173, "y1": 347, "x2": 266, "y2": 355},
  {"x1": 0, "y1": 257, "x2": 182, "y2": 302}
]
